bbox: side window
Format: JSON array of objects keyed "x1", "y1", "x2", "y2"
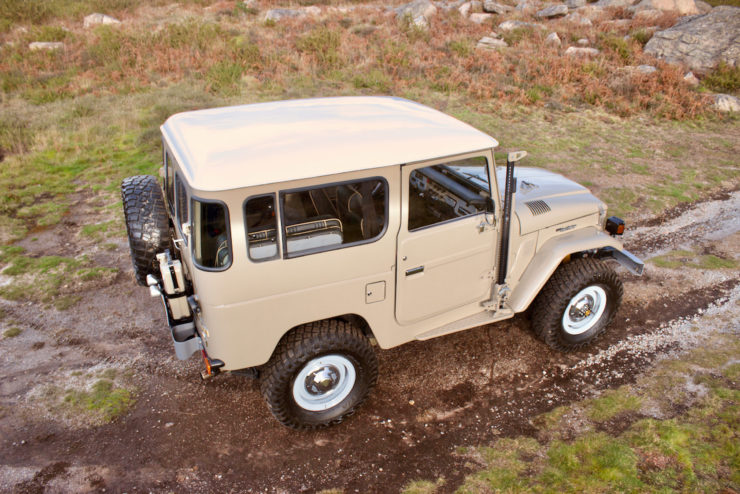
[
  {"x1": 192, "y1": 199, "x2": 231, "y2": 270},
  {"x1": 175, "y1": 175, "x2": 189, "y2": 245},
  {"x1": 245, "y1": 195, "x2": 278, "y2": 262},
  {"x1": 165, "y1": 151, "x2": 175, "y2": 214},
  {"x1": 280, "y1": 177, "x2": 387, "y2": 257},
  {"x1": 408, "y1": 156, "x2": 490, "y2": 231}
]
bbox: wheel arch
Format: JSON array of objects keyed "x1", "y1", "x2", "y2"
[
  {"x1": 508, "y1": 227, "x2": 623, "y2": 313},
  {"x1": 272, "y1": 314, "x2": 377, "y2": 355}
]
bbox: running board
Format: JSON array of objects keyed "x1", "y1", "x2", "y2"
[{"x1": 415, "y1": 309, "x2": 514, "y2": 341}]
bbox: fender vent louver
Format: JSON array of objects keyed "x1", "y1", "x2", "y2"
[{"x1": 525, "y1": 200, "x2": 551, "y2": 216}]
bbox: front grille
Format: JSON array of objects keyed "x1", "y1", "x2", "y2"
[{"x1": 525, "y1": 200, "x2": 551, "y2": 216}]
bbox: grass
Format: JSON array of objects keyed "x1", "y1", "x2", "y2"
[
  {"x1": 0, "y1": 245, "x2": 118, "y2": 308},
  {"x1": 649, "y1": 250, "x2": 738, "y2": 270},
  {"x1": 703, "y1": 63, "x2": 740, "y2": 94},
  {"x1": 3, "y1": 327, "x2": 22, "y2": 338},
  {"x1": 63, "y1": 378, "x2": 133, "y2": 422},
  {"x1": 456, "y1": 332, "x2": 740, "y2": 493}
]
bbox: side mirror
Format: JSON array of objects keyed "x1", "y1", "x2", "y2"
[{"x1": 507, "y1": 150, "x2": 528, "y2": 164}]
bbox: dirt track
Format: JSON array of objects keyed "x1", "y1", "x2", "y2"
[{"x1": 1, "y1": 190, "x2": 738, "y2": 493}]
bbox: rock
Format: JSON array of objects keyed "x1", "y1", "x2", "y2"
[
  {"x1": 577, "y1": 38, "x2": 589, "y2": 45},
  {"x1": 633, "y1": 8, "x2": 663, "y2": 20},
  {"x1": 515, "y1": 0, "x2": 538, "y2": 11},
  {"x1": 644, "y1": 6, "x2": 740, "y2": 73},
  {"x1": 567, "y1": 0, "x2": 586, "y2": 7},
  {"x1": 303, "y1": 6, "x2": 321, "y2": 16},
  {"x1": 498, "y1": 19, "x2": 543, "y2": 30},
  {"x1": 683, "y1": 71, "x2": 700, "y2": 85},
  {"x1": 695, "y1": 0, "x2": 711, "y2": 13},
  {"x1": 593, "y1": 0, "x2": 638, "y2": 7},
  {"x1": 713, "y1": 94, "x2": 740, "y2": 112},
  {"x1": 536, "y1": 4, "x2": 569, "y2": 17},
  {"x1": 470, "y1": 12, "x2": 495, "y2": 21},
  {"x1": 264, "y1": 9, "x2": 304, "y2": 21},
  {"x1": 396, "y1": 0, "x2": 438, "y2": 29},
  {"x1": 477, "y1": 36, "x2": 509, "y2": 49},
  {"x1": 459, "y1": 1, "x2": 473, "y2": 15},
  {"x1": 564, "y1": 12, "x2": 592, "y2": 24},
  {"x1": 28, "y1": 42, "x2": 64, "y2": 51},
  {"x1": 483, "y1": 0, "x2": 514, "y2": 13},
  {"x1": 637, "y1": 64, "x2": 657, "y2": 73},
  {"x1": 471, "y1": 0, "x2": 483, "y2": 9},
  {"x1": 565, "y1": 46, "x2": 599, "y2": 56},
  {"x1": 83, "y1": 13, "x2": 121, "y2": 28},
  {"x1": 545, "y1": 32, "x2": 561, "y2": 46},
  {"x1": 631, "y1": 0, "x2": 699, "y2": 15}
]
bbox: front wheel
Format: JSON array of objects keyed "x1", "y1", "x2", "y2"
[
  {"x1": 259, "y1": 320, "x2": 378, "y2": 429},
  {"x1": 531, "y1": 258, "x2": 623, "y2": 352}
]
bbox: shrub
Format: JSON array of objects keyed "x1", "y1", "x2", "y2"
[{"x1": 703, "y1": 63, "x2": 740, "y2": 93}]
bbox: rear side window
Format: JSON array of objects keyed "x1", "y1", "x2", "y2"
[
  {"x1": 192, "y1": 199, "x2": 231, "y2": 270},
  {"x1": 245, "y1": 195, "x2": 279, "y2": 262},
  {"x1": 280, "y1": 177, "x2": 387, "y2": 258}
]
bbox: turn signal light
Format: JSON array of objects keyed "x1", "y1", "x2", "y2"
[{"x1": 606, "y1": 216, "x2": 625, "y2": 236}]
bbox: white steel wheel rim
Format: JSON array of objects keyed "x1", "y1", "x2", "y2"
[
  {"x1": 562, "y1": 286, "x2": 607, "y2": 336},
  {"x1": 292, "y1": 355, "x2": 356, "y2": 412}
]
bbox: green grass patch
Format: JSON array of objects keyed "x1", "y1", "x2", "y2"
[
  {"x1": 649, "y1": 250, "x2": 738, "y2": 270},
  {"x1": 0, "y1": 246, "x2": 117, "y2": 307},
  {"x1": 3, "y1": 327, "x2": 22, "y2": 338},
  {"x1": 585, "y1": 386, "x2": 642, "y2": 422},
  {"x1": 63, "y1": 378, "x2": 133, "y2": 422},
  {"x1": 296, "y1": 27, "x2": 342, "y2": 70},
  {"x1": 402, "y1": 478, "x2": 445, "y2": 494}
]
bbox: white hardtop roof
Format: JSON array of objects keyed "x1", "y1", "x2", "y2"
[{"x1": 161, "y1": 96, "x2": 499, "y2": 192}]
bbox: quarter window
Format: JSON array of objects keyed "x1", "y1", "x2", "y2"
[
  {"x1": 408, "y1": 156, "x2": 491, "y2": 231},
  {"x1": 165, "y1": 151, "x2": 175, "y2": 214},
  {"x1": 192, "y1": 200, "x2": 231, "y2": 269},
  {"x1": 245, "y1": 195, "x2": 279, "y2": 262},
  {"x1": 280, "y1": 178, "x2": 387, "y2": 257},
  {"x1": 176, "y1": 175, "x2": 189, "y2": 228}
]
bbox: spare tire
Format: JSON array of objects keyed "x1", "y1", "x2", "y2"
[{"x1": 121, "y1": 175, "x2": 170, "y2": 286}]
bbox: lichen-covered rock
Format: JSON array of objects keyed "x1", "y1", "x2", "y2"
[
  {"x1": 683, "y1": 71, "x2": 700, "y2": 85},
  {"x1": 536, "y1": 4, "x2": 569, "y2": 17},
  {"x1": 564, "y1": 12, "x2": 592, "y2": 24},
  {"x1": 477, "y1": 36, "x2": 509, "y2": 49},
  {"x1": 631, "y1": 0, "x2": 698, "y2": 15},
  {"x1": 498, "y1": 19, "x2": 543, "y2": 30},
  {"x1": 83, "y1": 13, "x2": 121, "y2": 28},
  {"x1": 565, "y1": 46, "x2": 599, "y2": 56},
  {"x1": 567, "y1": 0, "x2": 587, "y2": 8},
  {"x1": 593, "y1": 0, "x2": 638, "y2": 7},
  {"x1": 29, "y1": 42, "x2": 64, "y2": 51},
  {"x1": 644, "y1": 6, "x2": 740, "y2": 73},
  {"x1": 264, "y1": 9, "x2": 304, "y2": 21},
  {"x1": 545, "y1": 32, "x2": 561, "y2": 46},
  {"x1": 694, "y1": 0, "x2": 711, "y2": 13},
  {"x1": 483, "y1": 1, "x2": 514, "y2": 13},
  {"x1": 713, "y1": 94, "x2": 740, "y2": 112},
  {"x1": 396, "y1": 0, "x2": 438, "y2": 29},
  {"x1": 470, "y1": 12, "x2": 495, "y2": 21}
]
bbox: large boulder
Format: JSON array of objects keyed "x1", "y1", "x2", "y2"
[
  {"x1": 536, "y1": 4, "x2": 569, "y2": 17},
  {"x1": 631, "y1": 0, "x2": 699, "y2": 15},
  {"x1": 644, "y1": 6, "x2": 740, "y2": 73},
  {"x1": 713, "y1": 94, "x2": 740, "y2": 112},
  {"x1": 83, "y1": 13, "x2": 121, "y2": 28}
]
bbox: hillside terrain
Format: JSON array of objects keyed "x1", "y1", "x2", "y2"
[{"x1": 0, "y1": 1, "x2": 739, "y2": 492}]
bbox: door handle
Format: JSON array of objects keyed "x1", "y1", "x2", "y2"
[{"x1": 406, "y1": 266, "x2": 424, "y2": 276}]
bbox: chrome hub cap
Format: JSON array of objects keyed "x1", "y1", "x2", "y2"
[
  {"x1": 292, "y1": 355, "x2": 356, "y2": 411},
  {"x1": 562, "y1": 286, "x2": 607, "y2": 335}
]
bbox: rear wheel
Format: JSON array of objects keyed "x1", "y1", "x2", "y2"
[
  {"x1": 121, "y1": 175, "x2": 170, "y2": 286},
  {"x1": 531, "y1": 258, "x2": 623, "y2": 352},
  {"x1": 260, "y1": 320, "x2": 378, "y2": 429}
]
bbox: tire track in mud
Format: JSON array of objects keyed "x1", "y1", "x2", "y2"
[{"x1": 2, "y1": 188, "x2": 739, "y2": 493}]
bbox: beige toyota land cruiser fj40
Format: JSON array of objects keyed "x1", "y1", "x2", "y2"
[{"x1": 121, "y1": 97, "x2": 644, "y2": 429}]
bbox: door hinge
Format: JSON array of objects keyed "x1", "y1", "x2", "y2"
[{"x1": 481, "y1": 283, "x2": 510, "y2": 311}]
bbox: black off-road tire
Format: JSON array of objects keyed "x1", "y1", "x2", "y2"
[
  {"x1": 531, "y1": 258, "x2": 623, "y2": 352},
  {"x1": 260, "y1": 320, "x2": 378, "y2": 429},
  {"x1": 121, "y1": 175, "x2": 170, "y2": 286}
]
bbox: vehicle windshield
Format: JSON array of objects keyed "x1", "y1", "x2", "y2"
[{"x1": 444, "y1": 165, "x2": 489, "y2": 192}]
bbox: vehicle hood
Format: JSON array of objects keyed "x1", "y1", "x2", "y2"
[{"x1": 495, "y1": 167, "x2": 605, "y2": 235}]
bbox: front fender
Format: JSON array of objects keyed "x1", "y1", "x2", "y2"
[{"x1": 507, "y1": 227, "x2": 623, "y2": 313}]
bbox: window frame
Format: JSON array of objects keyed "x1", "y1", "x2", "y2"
[
  {"x1": 407, "y1": 156, "x2": 493, "y2": 233},
  {"x1": 243, "y1": 193, "x2": 281, "y2": 263},
  {"x1": 164, "y1": 150, "x2": 176, "y2": 216},
  {"x1": 278, "y1": 176, "x2": 389, "y2": 260},
  {"x1": 190, "y1": 196, "x2": 233, "y2": 272},
  {"x1": 174, "y1": 172, "x2": 190, "y2": 246}
]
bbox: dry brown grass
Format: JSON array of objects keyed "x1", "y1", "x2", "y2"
[{"x1": 0, "y1": 2, "x2": 716, "y2": 119}]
